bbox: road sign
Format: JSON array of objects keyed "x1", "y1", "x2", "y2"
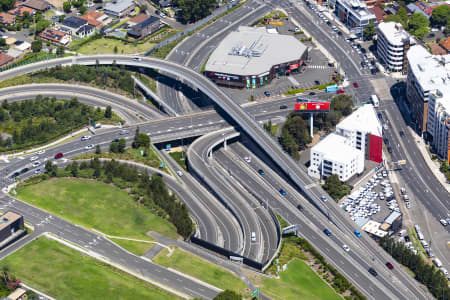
[
  {"x1": 166, "y1": 144, "x2": 172, "y2": 151},
  {"x1": 282, "y1": 225, "x2": 297, "y2": 234},
  {"x1": 252, "y1": 289, "x2": 259, "y2": 297},
  {"x1": 326, "y1": 84, "x2": 338, "y2": 93},
  {"x1": 397, "y1": 160, "x2": 406, "y2": 165}
]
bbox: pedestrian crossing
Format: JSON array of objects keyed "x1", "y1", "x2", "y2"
[{"x1": 307, "y1": 65, "x2": 332, "y2": 69}]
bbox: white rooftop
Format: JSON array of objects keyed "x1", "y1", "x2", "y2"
[
  {"x1": 205, "y1": 26, "x2": 307, "y2": 76},
  {"x1": 104, "y1": 0, "x2": 134, "y2": 13},
  {"x1": 313, "y1": 133, "x2": 362, "y2": 163},
  {"x1": 407, "y1": 45, "x2": 450, "y2": 94},
  {"x1": 337, "y1": 104, "x2": 382, "y2": 137},
  {"x1": 378, "y1": 22, "x2": 414, "y2": 46},
  {"x1": 362, "y1": 220, "x2": 388, "y2": 237}
]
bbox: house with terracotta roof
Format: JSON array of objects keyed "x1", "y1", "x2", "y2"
[
  {"x1": 428, "y1": 42, "x2": 447, "y2": 55},
  {"x1": 78, "y1": 11, "x2": 109, "y2": 29},
  {"x1": 369, "y1": 6, "x2": 387, "y2": 23},
  {"x1": 0, "y1": 13, "x2": 16, "y2": 26},
  {"x1": 127, "y1": 13, "x2": 148, "y2": 27},
  {"x1": 8, "y1": 6, "x2": 34, "y2": 17},
  {"x1": 440, "y1": 37, "x2": 450, "y2": 54},
  {"x1": 40, "y1": 28, "x2": 72, "y2": 45},
  {"x1": 0, "y1": 54, "x2": 14, "y2": 67}
]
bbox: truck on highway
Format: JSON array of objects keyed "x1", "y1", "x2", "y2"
[{"x1": 371, "y1": 95, "x2": 379, "y2": 107}]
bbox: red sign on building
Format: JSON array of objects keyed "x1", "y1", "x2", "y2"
[
  {"x1": 295, "y1": 102, "x2": 330, "y2": 112},
  {"x1": 290, "y1": 63, "x2": 299, "y2": 70}
]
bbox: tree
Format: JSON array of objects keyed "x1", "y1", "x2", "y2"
[
  {"x1": 93, "y1": 168, "x2": 101, "y2": 178},
  {"x1": 59, "y1": 15, "x2": 65, "y2": 22},
  {"x1": 0, "y1": 37, "x2": 5, "y2": 47},
  {"x1": 95, "y1": 144, "x2": 101, "y2": 154},
  {"x1": 45, "y1": 161, "x2": 57, "y2": 176},
  {"x1": 414, "y1": 27, "x2": 429, "y2": 40},
  {"x1": 408, "y1": 13, "x2": 430, "y2": 34},
  {"x1": 79, "y1": 5, "x2": 87, "y2": 14},
  {"x1": 174, "y1": 0, "x2": 216, "y2": 24},
  {"x1": 384, "y1": 15, "x2": 404, "y2": 26},
  {"x1": 118, "y1": 138, "x2": 126, "y2": 153},
  {"x1": 323, "y1": 174, "x2": 351, "y2": 201},
  {"x1": 430, "y1": 5, "x2": 450, "y2": 27},
  {"x1": 104, "y1": 105, "x2": 112, "y2": 118},
  {"x1": 56, "y1": 46, "x2": 65, "y2": 56},
  {"x1": 114, "y1": 45, "x2": 118, "y2": 54},
  {"x1": 213, "y1": 290, "x2": 242, "y2": 300},
  {"x1": 363, "y1": 21, "x2": 376, "y2": 40},
  {"x1": 397, "y1": 7, "x2": 408, "y2": 25},
  {"x1": 0, "y1": 0, "x2": 15, "y2": 12},
  {"x1": 70, "y1": 162, "x2": 78, "y2": 177},
  {"x1": 110, "y1": 141, "x2": 119, "y2": 153},
  {"x1": 63, "y1": 1, "x2": 71, "y2": 11},
  {"x1": 31, "y1": 39, "x2": 42, "y2": 53}
]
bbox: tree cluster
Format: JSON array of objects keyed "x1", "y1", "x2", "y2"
[
  {"x1": 132, "y1": 127, "x2": 150, "y2": 149},
  {"x1": 0, "y1": 267, "x2": 21, "y2": 297},
  {"x1": 279, "y1": 95, "x2": 353, "y2": 160},
  {"x1": 0, "y1": 0, "x2": 15, "y2": 12},
  {"x1": 431, "y1": 5, "x2": 450, "y2": 34},
  {"x1": 45, "y1": 158, "x2": 194, "y2": 238},
  {"x1": 385, "y1": 7, "x2": 430, "y2": 39},
  {"x1": 173, "y1": 0, "x2": 216, "y2": 24},
  {"x1": 38, "y1": 64, "x2": 135, "y2": 96},
  {"x1": 322, "y1": 174, "x2": 351, "y2": 201},
  {"x1": 213, "y1": 290, "x2": 242, "y2": 300},
  {"x1": 110, "y1": 138, "x2": 126, "y2": 153},
  {"x1": 439, "y1": 161, "x2": 450, "y2": 182},
  {"x1": 379, "y1": 236, "x2": 449, "y2": 300},
  {"x1": 0, "y1": 97, "x2": 106, "y2": 152}
]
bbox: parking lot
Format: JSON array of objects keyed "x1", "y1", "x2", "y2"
[{"x1": 340, "y1": 168, "x2": 412, "y2": 224}]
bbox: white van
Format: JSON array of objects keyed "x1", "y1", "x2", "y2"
[
  {"x1": 433, "y1": 258, "x2": 443, "y2": 268},
  {"x1": 417, "y1": 231, "x2": 425, "y2": 241},
  {"x1": 371, "y1": 95, "x2": 379, "y2": 107},
  {"x1": 251, "y1": 232, "x2": 256, "y2": 242},
  {"x1": 420, "y1": 240, "x2": 429, "y2": 248}
]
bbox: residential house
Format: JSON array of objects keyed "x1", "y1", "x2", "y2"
[
  {"x1": 429, "y1": 42, "x2": 447, "y2": 55},
  {"x1": 14, "y1": 41, "x2": 31, "y2": 52},
  {"x1": 127, "y1": 15, "x2": 161, "y2": 39},
  {"x1": 8, "y1": 6, "x2": 34, "y2": 17},
  {"x1": 6, "y1": 48, "x2": 24, "y2": 61},
  {"x1": 22, "y1": 0, "x2": 50, "y2": 12},
  {"x1": 406, "y1": 2, "x2": 433, "y2": 19},
  {"x1": 440, "y1": 37, "x2": 450, "y2": 54},
  {"x1": 39, "y1": 28, "x2": 72, "y2": 45},
  {"x1": 159, "y1": 0, "x2": 172, "y2": 8},
  {"x1": 369, "y1": 6, "x2": 387, "y2": 23},
  {"x1": 78, "y1": 11, "x2": 109, "y2": 29},
  {"x1": 127, "y1": 13, "x2": 148, "y2": 27},
  {"x1": 60, "y1": 16, "x2": 94, "y2": 37},
  {"x1": 0, "y1": 13, "x2": 16, "y2": 26},
  {"x1": 104, "y1": 0, "x2": 135, "y2": 18}
]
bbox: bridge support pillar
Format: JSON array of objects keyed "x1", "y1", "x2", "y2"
[{"x1": 310, "y1": 113, "x2": 314, "y2": 137}]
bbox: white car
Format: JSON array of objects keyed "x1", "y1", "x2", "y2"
[
  {"x1": 85, "y1": 144, "x2": 94, "y2": 150},
  {"x1": 119, "y1": 129, "x2": 129, "y2": 135},
  {"x1": 244, "y1": 156, "x2": 251, "y2": 163},
  {"x1": 81, "y1": 135, "x2": 91, "y2": 141},
  {"x1": 176, "y1": 171, "x2": 183, "y2": 177},
  {"x1": 37, "y1": 150, "x2": 45, "y2": 155},
  {"x1": 30, "y1": 156, "x2": 38, "y2": 162},
  {"x1": 34, "y1": 168, "x2": 42, "y2": 174},
  {"x1": 32, "y1": 161, "x2": 41, "y2": 168},
  {"x1": 441, "y1": 268, "x2": 449, "y2": 276},
  {"x1": 440, "y1": 219, "x2": 448, "y2": 226}
]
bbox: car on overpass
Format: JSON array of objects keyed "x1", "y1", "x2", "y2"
[
  {"x1": 323, "y1": 229, "x2": 332, "y2": 236},
  {"x1": 354, "y1": 230, "x2": 362, "y2": 238},
  {"x1": 386, "y1": 262, "x2": 394, "y2": 270}
]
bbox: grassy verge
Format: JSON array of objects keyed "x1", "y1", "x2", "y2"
[
  {"x1": 153, "y1": 247, "x2": 249, "y2": 296},
  {"x1": 169, "y1": 151, "x2": 187, "y2": 170},
  {"x1": 0, "y1": 237, "x2": 180, "y2": 300},
  {"x1": 110, "y1": 238, "x2": 155, "y2": 256},
  {"x1": 252, "y1": 10, "x2": 288, "y2": 26},
  {"x1": 77, "y1": 37, "x2": 156, "y2": 55},
  {"x1": 284, "y1": 82, "x2": 336, "y2": 95},
  {"x1": 407, "y1": 227, "x2": 426, "y2": 257},
  {"x1": 136, "y1": 73, "x2": 157, "y2": 92},
  {"x1": 14, "y1": 178, "x2": 178, "y2": 254},
  {"x1": 74, "y1": 146, "x2": 168, "y2": 172},
  {"x1": 261, "y1": 259, "x2": 342, "y2": 300}
]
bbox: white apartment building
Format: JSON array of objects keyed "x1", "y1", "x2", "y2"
[
  {"x1": 376, "y1": 22, "x2": 415, "y2": 73},
  {"x1": 333, "y1": 0, "x2": 376, "y2": 39},
  {"x1": 430, "y1": 91, "x2": 450, "y2": 162},
  {"x1": 406, "y1": 45, "x2": 450, "y2": 137},
  {"x1": 308, "y1": 133, "x2": 364, "y2": 181},
  {"x1": 336, "y1": 104, "x2": 383, "y2": 159}
]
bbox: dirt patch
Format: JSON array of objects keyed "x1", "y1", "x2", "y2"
[{"x1": 47, "y1": 0, "x2": 64, "y2": 9}]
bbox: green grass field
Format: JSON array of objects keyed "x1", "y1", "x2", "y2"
[
  {"x1": 0, "y1": 237, "x2": 180, "y2": 300},
  {"x1": 15, "y1": 178, "x2": 177, "y2": 254},
  {"x1": 111, "y1": 238, "x2": 155, "y2": 256},
  {"x1": 78, "y1": 38, "x2": 155, "y2": 55},
  {"x1": 261, "y1": 259, "x2": 342, "y2": 300},
  {"x1": 153, "y1": 248, "x2": 249, "y2": 296}
]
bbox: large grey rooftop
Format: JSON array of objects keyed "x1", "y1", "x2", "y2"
[{"x1": 205, "y1": 26, "x2": 307, "y2": 76}]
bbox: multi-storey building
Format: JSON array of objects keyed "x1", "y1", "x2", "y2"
[
  {"x1": 376, "y1": 22, "x2": 415, "y2": 73},
  {"x1": 332, "y1": 0, "x2": 377, "y2": 39},
  {"x1": 406, "y1": 45, "x2": 450, "y2": 137},
  {"x1": 429, "y1": 91, "x2": 450, "y2": 163}
]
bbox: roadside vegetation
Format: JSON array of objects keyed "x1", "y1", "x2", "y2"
[
  {"x1": 169, "y1": 151, "x2": 187, "y2": 170},
  {"x1": 379, "y1": 236, "x2": 449, "y2": 300},
  {"x1": 75, "y1": 127, "x2": 168, "y2": 172},
  {"x1": 284, "y1": 82, "x2": 337, "y2": 96},
  {"x1": 153, "y1": 247, "x2": 249, "y2": 296},
  {"x1": 77, "y1": 37, "x2": 156, "y2": 55},
  {"x1": 0, "y1": 97, "x2": 119, "y2": 153},
  {"x1": 439, "y1": 160, "x2": 450, "y2": 182},
  {"x1": 24, "y1": 158, "x2": 193, "y2": 239},
  {"x1": 256, "y1": 235, "x2": 362, "y2": 300},
  {"x1": 279, "y1": 95, "x2": 353, "y2": 160},
  {"x1": 322, "y1": 174, "x2": 351, "y2": 202},
  {"x1": 0, "y1": 267, "x2": 21, "y2": 297},
  {"x1": 0, "y1": 237, "x2": 181, "y2": 300},
  {"x1": 252, "y1": 10, "x2": 288, "y2": 26}
]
